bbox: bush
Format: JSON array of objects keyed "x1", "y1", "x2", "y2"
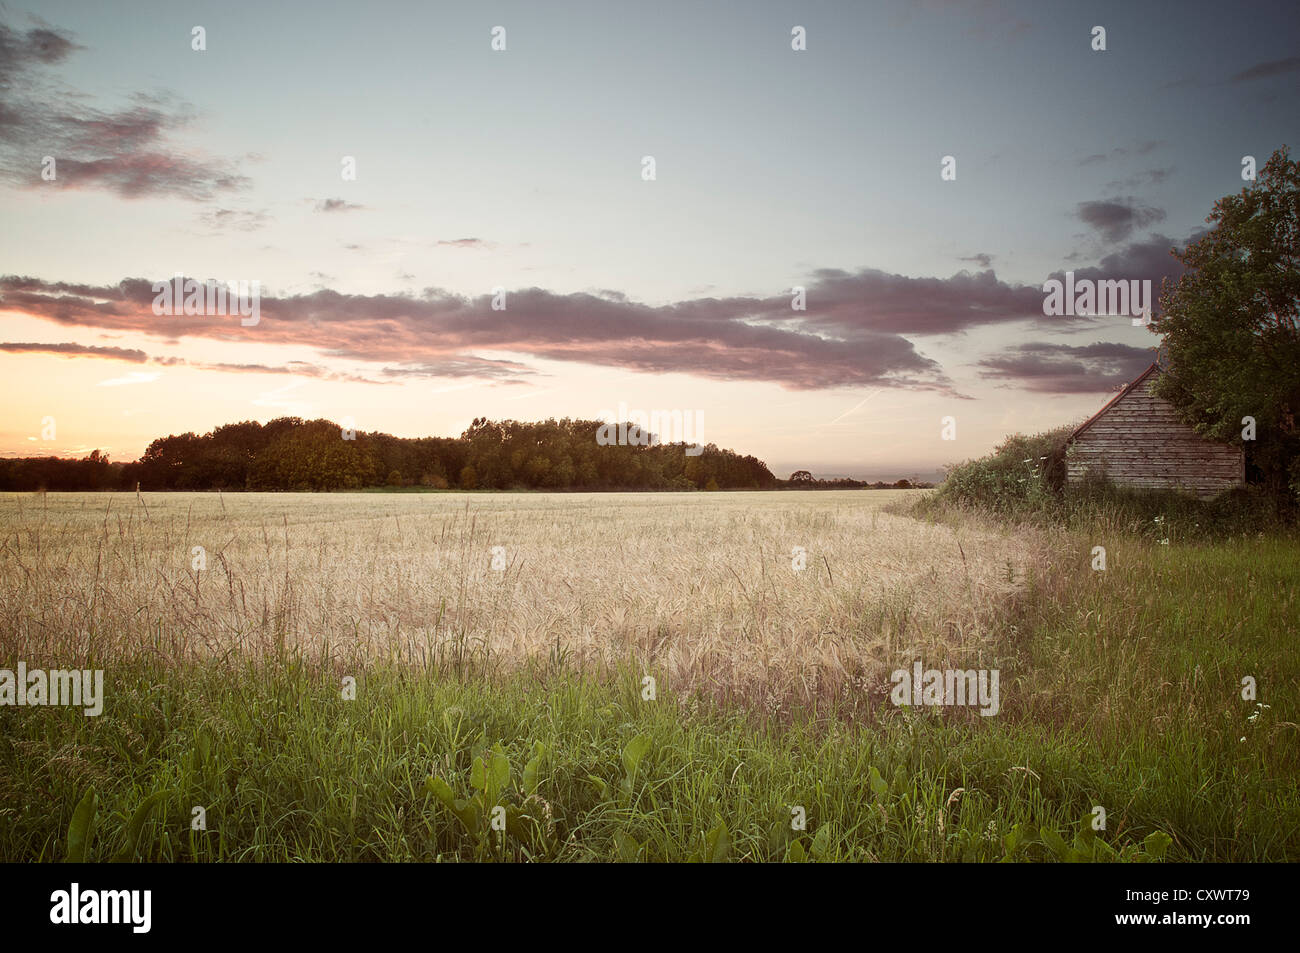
[
  {"x1": 930, "y1": 426, "x2": 1072, "y2": 515},
  {"x1": 921, "y1": 424, "x2": 1293, "y2": 540}
]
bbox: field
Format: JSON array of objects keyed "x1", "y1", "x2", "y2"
[
  {"x1": 1, "y1": 490, "x2": 1297, "y2": 861},
  {"x1": 0, "y1": 490, "x2": 1042, "y2": 709}
]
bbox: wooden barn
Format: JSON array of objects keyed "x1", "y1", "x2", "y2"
[{"x1": 1065, "y1": 363, "x2": 1244, "y2": 498}]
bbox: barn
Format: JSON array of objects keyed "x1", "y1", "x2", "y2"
[{"x1": 1065, "y1": 362, "x2": 1244, "y2": 499}]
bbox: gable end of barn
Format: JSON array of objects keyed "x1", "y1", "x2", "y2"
[{"x1": 1064, "y1": 363, "x2": 1244, "y2": 499}]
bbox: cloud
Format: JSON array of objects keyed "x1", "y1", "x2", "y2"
[
  {"x1": 379, "y1": 357, "x2": 538, "y2": 381},
  {"x1": 976, "y1": 341, "x2": 1154, "y2": 393},
  {"x1": 1165, "y1": 57, "x2": 1299, "y2": 92},
  {"x1": 958, "y1": 253, "x2": 993, "y2": 268},
  {"x1": 1075, "y1": 141, "x2": 1164, "y2": 166},
  {"x1": 1229, "y1": 56, "x2": 1300, "y2": 83},
  {"x1": 0, "y1": 24, "x2": 81, "y2": 81},
  {"x1": 1105, "y1": 167, "x2": 1175, "y2": 190},
  {"x1": 0, "y1": 255, "x2": 1146, "y2": 393},
  {"x1": 193, "y1": 361, "x2": 381, "y2": 384},
  {"x1": 436, "y1": 238, "x2": 487, "y2": 248},
  {"x1": 0, "y1": 22, "x2": 248, "y2": 199},
  {"x1": 0, "y1": 341, "x2": 148, "y2": 361},
  {"x1": 315, "y1": 198, "x2": 364, "y2": 213},
  {"x1": 0, "y1": 269, "x2": 1011, "y2": 392},
  {"x1": 201, "y1": 208, "x2": 271, "y2": 231},
  {"x1": 1075, "y1": 198, "x2": 1167, "y2": 243},
  {"x1": 1052, "y1": 231, "x2": 1198, "y2": 296},
  {"x1": 782, "y1": 267, "x2": 1046, "y2": 337},
  {"x1": 0, "y1": 339, "x2": 383, "y2": 383}
]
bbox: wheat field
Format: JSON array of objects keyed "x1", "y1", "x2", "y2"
[
  {"x1": 4, "y1": 489, "x2": 1297, "y2": 863},
  {"x1": 0, "y1": 489, "x2": 1046, "y2": 711}
]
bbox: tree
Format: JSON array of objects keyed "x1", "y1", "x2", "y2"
[
  {"x1": 139, "y1": 432, "x2": 205, "y2": 489},
  {"x1": 0, "y1": 413, "x2": 777, "y2": 492},
  {"x1": 1153, "y1": 146, "x2": 1300, "y2": 497},
  {"x1": 789, "y1": 470, "x2": 814, "y2": 482},
  {"x1": 248, "y1": 420, "x2": 375, "y2": 490}
]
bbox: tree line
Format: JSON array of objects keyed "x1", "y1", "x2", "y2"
[
  {"x1": 0, "y1": 417, "x2": 780, "y2": 492},
  {"x1": 778, "y1": 470, "x2": 932, "y2": 489}
]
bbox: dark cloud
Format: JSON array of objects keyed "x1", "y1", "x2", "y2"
[
  {"x1": 0, "y1": 270, "x2": 1006, "y2": 392},
  {"x1": 436, "y1": 238, "x2": 486, "y2": 248},
  {"x1": 0, "y1": 341, "x2": 147, "y2": 361},
  {"x1": 0, "y1": 22, "x2": 247, "y2": 199},
  {"x1": 0, "y1": 252, "x2": 1168, "y2": 392},
  {"x1": 1229, "y1": 56, "x2": 1300, "y2": 83},
  {"x1": 977, "y1": 341, "x2": 1154, "y2": 393},
  {"x1": 0, "y1": 338, "x2": 382, "y2": 383},
  {"x1": 959, "y1": 253, "x2": 993, "y2": 268},
  {"x1": 1075, "y1": 198, "x2": 1167, "y2": 243},
  {"x1": 772, "y1": 266, "x2": 1047, "y2": 337},
  {"x1": 0, "y1": 25, "x2": 80, "y2": 81},
  {"x1": 1053, "y1": 231, "x2": 1199, "y2": 296}
]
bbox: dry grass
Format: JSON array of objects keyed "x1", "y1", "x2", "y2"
[{"x1": 0, "y1": 489, "x2": 1047, "y2": 712}]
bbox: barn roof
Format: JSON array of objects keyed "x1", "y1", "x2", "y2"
[{"x1": 1068, "y1": 362, "x2": 1159, "y2": 442}]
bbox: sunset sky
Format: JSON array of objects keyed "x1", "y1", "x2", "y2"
[{"x1": 2, "y1": 0, "x2": 1297, "y2": 480}]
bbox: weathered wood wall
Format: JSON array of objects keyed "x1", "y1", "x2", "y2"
[{"x1": 1066, "y1": 373, "x2": 1244, "y2": 498}]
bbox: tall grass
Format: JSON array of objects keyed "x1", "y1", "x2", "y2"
[
  {"x1": 917, "y1": 425, "x2": 1291, "y2": 541},
  {"x1": 0, "y1": 490, "x2": 1041, "y2": 715},
  {"x1": 2, "y1": 489, "x2": 1296, "y2": 861},
  {"x1": 0, "y1": 657, "x2": 1212, "y2": 862}
]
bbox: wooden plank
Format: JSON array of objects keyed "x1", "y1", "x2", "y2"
[{"x1": 1064, "y1": 367, "x2": 1245, "y2": 496}]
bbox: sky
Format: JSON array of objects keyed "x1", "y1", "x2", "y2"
[{"x1": 1, "y1": 0, "x2": 1297, "y2": 481}]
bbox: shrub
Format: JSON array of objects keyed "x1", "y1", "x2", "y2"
[
  {"x1": 931, "y1": 426, "x2": 1072, "y2": 514},
  {"x1": 420, "y1": 471, "x2": 449, "y2": 489},
  {"x1": 922, "y1": 423, "x2": 1293, "y2": 540}
]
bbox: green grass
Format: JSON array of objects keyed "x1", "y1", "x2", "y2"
[
  {"x1": 4, "y1": 494, "x2": 1297, "y2": 861},
  {"x1": 4, "y1": 515, "x2": 1298, "y2": 864},
  {"x1": 0, "y1": 657, "x2": 1177, "y2": 862}
]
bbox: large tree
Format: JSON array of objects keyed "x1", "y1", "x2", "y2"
[{"x1": 1153, "y1": 146, "x2": 1300, "y2": 497}]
